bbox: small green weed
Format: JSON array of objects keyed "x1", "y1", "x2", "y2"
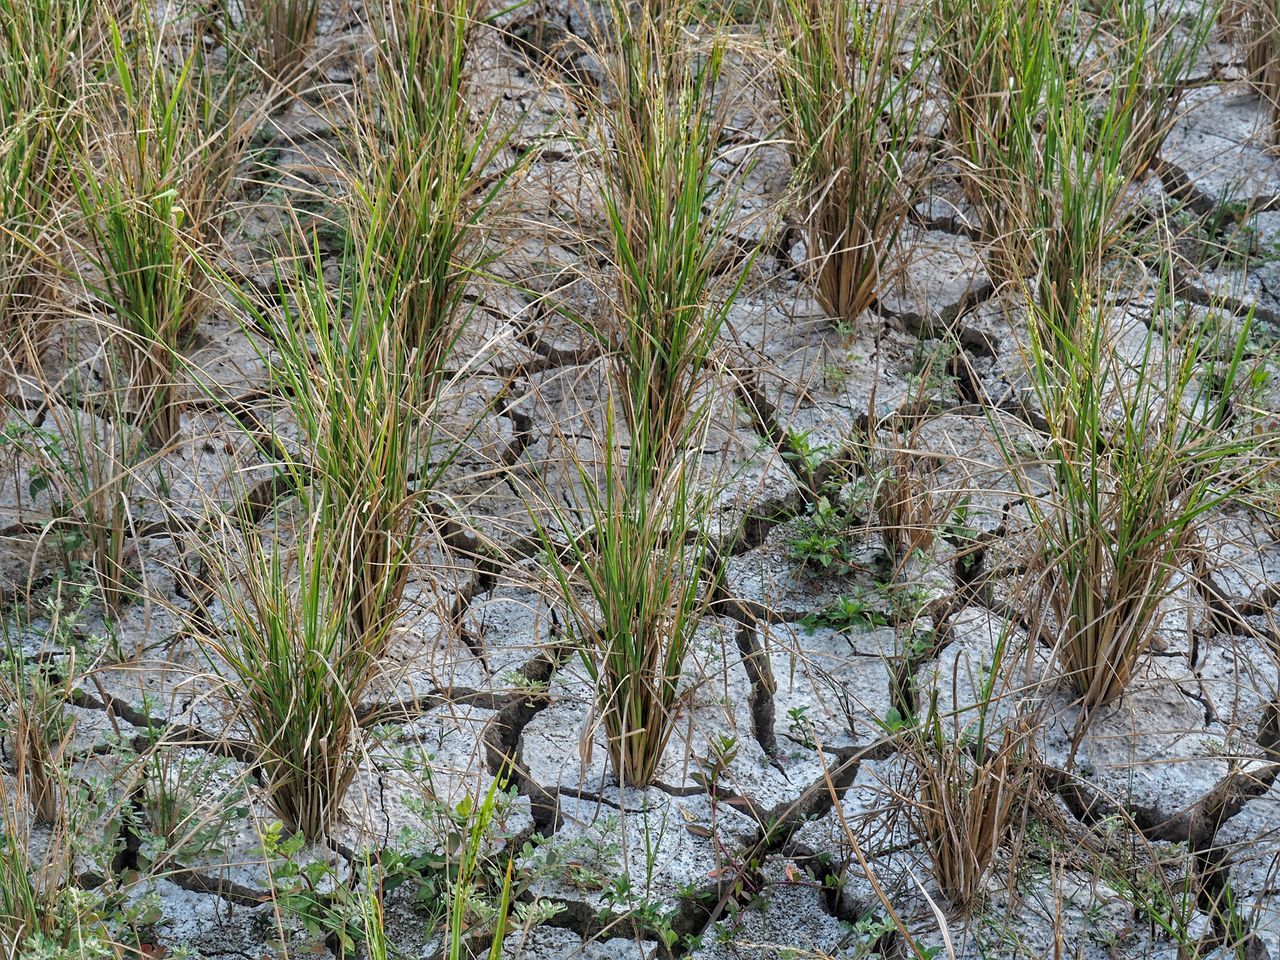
[{"x1": 801, "y1": 591, "x2": 889, "y2": 632}]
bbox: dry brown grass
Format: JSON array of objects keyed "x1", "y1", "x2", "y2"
[
  {"x1": 1225, "y1": 0, "x2": 1280, "y2": 141},
  {"x1": 244, "y1": 0, "x2": 320, "y2": 93},
  {"x1": 904, "y1": 706, "x2": 1036, "y2": 913},
  {"x1": 872, "y1": 443, "x2": 936, "y2": 565}
]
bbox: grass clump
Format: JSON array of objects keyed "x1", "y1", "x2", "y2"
[
  {"x1": 0, "y1": 0, "x2": 108, "y2": 369},
  {"x1": 537, "y1": 0, "x2": 752, "y2": 787},
  {"x1": 932, "y1": 0, "x2": 1058, "y2": 282},
  {"x1": 589, "y1": 6, "x2": 744, "y2": 484},
  {"x1": 1225, "y1": 0, "x2": 1280, "y2": 141},
  {"x1": 0, "y1": 773, "x2": 145, "y2": 957},
  {"x1": 868, "y1": 434, "x2": 935, "y2": 566},
  {"x1": 351, "y1": 0, "x2": 511, "y2": 395},
  {"x1": 545, "y1": 422, "x2": 720, "y2": 788},
  {"x1": 858, "y1": 374, "x2": 944, "y2": 567},
  {"x1": 204, "y1": 0, "x2": 512, "y2": 844},
  {"x1": 905, "y1": 704, "x2": 1035, "y2": 914},
  {"x1": 71, "y1": 10, "x2": 256, "y2": 449},
  {"x1": 984, "y1": 2, "x2": 1212, "y2": 299},
  {"x1": 243, "y1": 0, "x2": 320, "y2": 94},
  {"x1": 0, "y1": 784, "x2": 109, "y2": 959},
  {"x1": 1000, "y1": 38, "x2": 1262, "y2": 711},
  {"x1": 2, "y1": 362, "x2": 141, "y2": 612},
  {"x1": 216, "y1": 535, "x2": 368, "y2": 841},
  {"x1": 936, "y1": 0, "x2": 1212, "y2": 280},
  {"x1": 209, "y1": 242, "x2": 431, "y2": 840},
  {"x1": 1027, "y1": 283, "x2": 1255, "y2": 711},
  {"x1": 1015, "y1": 18, "x2": 1150, "y2": 337},
  {"x1": 0, "y1": 612, "x2": 77, "y2": 825},
  {"x1": 0, "y1": 591, "x2": 115, "y2": 956},
  {"x1": 1093, "y1": 0, "x2": 1218, "y2": 179},
  {"x1": 905, "y1": 609, "x2": 1032, "y2": 914},
  {"x1": 773, "y1": 0, "x2": 928, "y2": 326}
]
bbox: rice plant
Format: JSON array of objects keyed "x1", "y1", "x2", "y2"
[
  {"x1": 773, "y1": 0, "x2": 928, "y2": 326},
  {"x1": 1093, "y1": 0, "x2": 1219, "y2": 179},
  {"x1": 995, "y1": 54, "x2": 1265, "y2": 711},
  {"x1": 0, "y1": 778, "x2": 78, "y2": 956},
  {"x1": 584, "y1": 0, "x2": 749, "y2": 488},
  {"x1": 939, "y1": 0, "x2": 1211, "y2": 244},
  {"x1": 198, "y1": 0, "x2": 511, "y2": 846},
  {"x1": 350, "y1": 0, "x2": 512, "y2": 397},
  {"x1": 932, "y1": 0, "x2": 1059, "y2": 282},
  {"x1": 904, "y1": 598, "x2": 1034, "y2": 914},
  {"x1": 71, "y1": 10, "x2": 255, "y2": 449},
  {"x1": 243, "y1": 0, "x2": 319, "y2": 93},
  {"x1": 267, "y1": 246, "x2": 432, "y2": 658},
  {"x1": 0, "y1": 640, "x2": 73, "y2": 826},
  {"x1": 904, "y1": 698, "x2": 1035, "y2": 913},
  {"x1": 1224, "y1": 0, "x2": 1280, "y2": 141},
  {"x1": 214, "y1": 528, "x2": 372, "y2": 841},
  {"x1": 857, "y1": 370, "x2": 944, "y2": 566},
  {"x1": 207, "y1": 242, "x2": 431, "y2": 840},
  {"x1": 541, "y1": 416, "x2": 721, "y2": 788},
  {"x1": 868, "y1": 428, "x2": 935, "y2": 566},
  {"x1": 1022, "y1": 43, "x2": 1136, "y2": 339},
  {"x1": 981, "y1": 2, "x2": 1210, "y2": 301},
  {"x1": 0, "y1": 0, "x2": 107, "y2": 369},
  {"x1": 0, "y1": 771, "x2": 124, "y2": 957},
  {"x1": 1026, "y1": 282, "x2": 1256, "y2": 711},
  {"x1": 531, "y1": 0, "x2": 753, "y2": 787}
]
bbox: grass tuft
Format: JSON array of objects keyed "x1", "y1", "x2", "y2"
[
  {"x1": 906, "y1": 610, "x2": 1034, "y2": 915},
  {"x1": 932, "y1": 0, "x2": 1058, "y2": 283},
  {"x1": 243, "y1": 0, "x2": 320, "y2": 94},
  {"x1": 998, "y1": 44, "x2": 1264, "y2": 710},
  {"x1": 71, "y1": 9, "x2": 256, "y2": 449},
  {"x1": 5, "y1": 360, "x2": 141, "y2": 611},
  {"x1": 1, "y1": 635, "x2": 73, "y2": 825},
  {"x1": 351, "y1": 0, "x2": 512, "y2": 398},
  {"x1": 1094, "y1": 0, "x2": 1218, "y2": 179},
  {"x1": 535, "y1": 0, "x2": 754, "y2": 787},
  {"x1": 1027, "y1": 282, "x2": 1256, "y2": 710},
  {"x1": 0, "y1": 0, "x2": 109, "y2": 370},
  {"x1": 773, "y1": 0, "x2": 928, "y2": 326},
  {"x1": 202, "y1": 0, "x2": 512, "y2": 844},
  {"x1": 1224, "y1": 0, "x2": 1280, "y2": 141},
  {"x1": 208, "y1": 239, "x2": 430, "y2": 839},
  {"x1": 905, "y1": 704, "x2": 1036, "y2": 914}
]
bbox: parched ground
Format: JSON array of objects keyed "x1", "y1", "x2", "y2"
[{"x1": 5, "y1": 1, "x2": 1280, "y2": 958}]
